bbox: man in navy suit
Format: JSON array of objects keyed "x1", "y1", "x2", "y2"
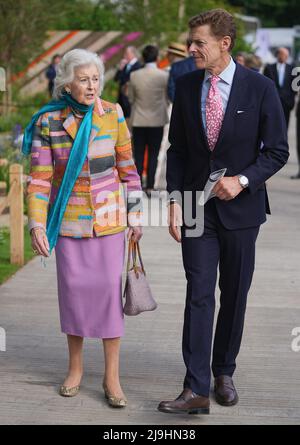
[
  {"x1": 158, "y1": 9, "x2": 289, "y2": 415},
  {"x1": 263, "y1": 47, "x2": 296, "y2": 129},
  {"x1": 168, "y1": 53, "x2": 197, "y2": 102},
  {"x1": 114, "y1": 46, "x2": 141, "y2": 118}
]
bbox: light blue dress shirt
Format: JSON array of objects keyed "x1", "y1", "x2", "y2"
[
  {"x1": 276, "y1": 63, "x2": 286, "y2": 88},
  {"x1": 201, "y1": 57, "x2": 236, "y2": 133}
]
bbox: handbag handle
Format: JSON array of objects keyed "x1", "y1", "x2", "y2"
[{"x1": 127, "y1": 239, "x2": 146, "y2": 275}]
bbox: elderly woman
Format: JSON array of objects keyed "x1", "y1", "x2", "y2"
[{"x1": 23, "y1": 49, "x2": 143, "y2": 407}]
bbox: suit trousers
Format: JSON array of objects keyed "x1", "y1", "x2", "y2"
[
  {"x1": 181, "y1": 199, "x2": 260, "y2": 397},
  {"x1": 132, "y1": 126, "x2": 164, "y2": 189},
  {"x1": 280, "y1": 100, "x2": 291, "y2": 129}
]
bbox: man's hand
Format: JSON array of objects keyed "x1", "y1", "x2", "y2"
[
  {"x1": 213, "y1": 176, "x2": 243, "y2": 201},
  {"x1": 119, "y1": 58, "x2": 127, "y2": 70},
  {"x1": 168, "y1": 202, "x2": 182, "y2": 243},
  {"x1": 121, "y1": 82, "x2": 129, "y2": 96}
]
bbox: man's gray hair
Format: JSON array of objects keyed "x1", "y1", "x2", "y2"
[
  {"x1": 53, "y1": 49, "x2": 105, "y2": 99},
  {"x1": 126, "y1": 46, "x2": 139, "y2": 58}
]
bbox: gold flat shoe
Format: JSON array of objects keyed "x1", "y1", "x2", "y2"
[
  {"x1": 103, "y1": 382, "x2": 127, "y2": 408},
  {"x1": 59, "y1": 385, "x2": 80, "y2": 397}
]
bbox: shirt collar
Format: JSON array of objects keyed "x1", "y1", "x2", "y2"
[
  {"x1": 127, "y1": 58, "x2": 138, "y2": 67},
  {"x1": 145, "y1": 62, "x2": 157, "y2": 69},
  {"x1": 204, "y1": 57, "x2": 236, "y2": 85}
]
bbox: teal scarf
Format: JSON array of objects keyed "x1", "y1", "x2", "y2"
[{"x1": 22, "y1": 93, "x2": 94, "y2": 254}]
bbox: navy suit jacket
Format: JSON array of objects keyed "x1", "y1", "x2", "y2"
[
  {"x1": 166, "y1": 63, "x2": 289, "y2": 230},
  {"x1": 114, "y1": 61, "x2": 142, "y2": 117},
  {"x1": 168, "y1": 57, "x2": 197, "y2": 102},
  {"x1": 263, "y1": 63, "x2": 296, "y2": 110}
]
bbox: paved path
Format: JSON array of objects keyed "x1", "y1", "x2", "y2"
[{"x1": 0, "y1": 113, "x2": 299, "y2": 425}]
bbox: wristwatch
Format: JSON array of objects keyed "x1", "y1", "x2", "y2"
[
  {"x1": 238, "y1": 175, "x2": 249, "y2": 189},
  {"x1": 167, "y1": 198, "x2": 180, "y2": 207}
]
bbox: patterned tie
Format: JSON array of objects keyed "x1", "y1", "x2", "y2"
[{"x1": 206, "y1": 75, "x2": 224, "y2": 151}]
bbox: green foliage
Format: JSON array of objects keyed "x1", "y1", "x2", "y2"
[
  {"x1": 0, "y1": 148, "x2": 30, "y2": 187},
  {"x1": 94, "y1": 0, "x2": 249, "y2": 55},
  {"x1": 0, "y1": 137, "x2": 31, "y2": 217},
  {"x1": 0, "y1": 0, "x2": 49, "y2": 73},
  {"x1": 107, "y1": 0, "x2": 238, "y2": 45},
  {"x1": 102, "y1": 79, "x2": 119, "y2": 103},
  {"x1": 0, "y1": 163, "x2": 9, "y2": 190},
  {"x1": 0, "y1": 0, "x2": 120, "y2": 72},
  {"x1": 0, "y1": 225, "x2": 35, "y2": 285},
  {"x1": 54, "y1": 0, "x2": 120, "y2": 30},
  {"x1": 228, "y1": 0, "x2": 300, "y2": 27},
  {"x1": 0, "y1": 91, "x2": 49, "y2": 133}
]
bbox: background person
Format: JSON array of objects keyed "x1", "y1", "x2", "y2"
[
  {"x1": 129, "y1": 45, "x2": 169, "y2": 196},
  {"x1": 234, "y1": 51, "x2": 246, "y2": 66},
  {"x1": 167, "y1": 39, "x2": 197, "y2": 103},
  {"x1": 45, "y1": 54, "x2": 61, "y2": 97},
  {"x1": 264, "y1": 47, "x2": 296, "y2": 129},
  {"x1": 245, "y1": 54, "x2": 263, "y2": 73},
  {"x1": 114, "y1": 46, "x2": 141, "y2": 119}
]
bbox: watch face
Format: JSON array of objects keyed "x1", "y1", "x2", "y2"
[{"x1": 239, "y1": 176, "x2": 248, "y2": 187}]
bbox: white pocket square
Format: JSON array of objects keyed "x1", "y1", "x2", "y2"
[{"x1": 237, "y1": 110, "x2": 245, "y2": 114}]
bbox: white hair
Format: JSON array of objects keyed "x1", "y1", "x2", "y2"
[
  {"x1": 126, "y1": 46, "x2": 139, "y2": 59},
  {"x1": 53, "y1": 49, "x2": 105, "y2": 100}
]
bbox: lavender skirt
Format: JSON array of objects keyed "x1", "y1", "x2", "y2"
[{"x1": 55, "y1": 230, "x2": 125, "y2": 339}]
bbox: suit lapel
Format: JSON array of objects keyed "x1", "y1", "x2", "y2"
[
  {"x1": 272, "y1": 64, "x2": 280, "y2": 88},
  {"x1": 192, "y1": 70, "x2": 210, "y2": 152},
  {"x1": 283, "y1": 64, "x2": 291, "y2": 87}
]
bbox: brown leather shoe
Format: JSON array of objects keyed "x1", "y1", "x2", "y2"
[
  {"x1": 157, "y1": 389, "x2": 210, "y2": 415},
  {"x1": 214, "y1": 375, "x2": 239, "y2": 406}
]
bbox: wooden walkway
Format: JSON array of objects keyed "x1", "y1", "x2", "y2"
[{"x1": 0, "y1": 113, "x2": 300, "y2": 425}]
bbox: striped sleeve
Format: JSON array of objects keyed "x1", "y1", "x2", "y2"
[
  {"x1": 115, "y1": 103, "x2": 143, "y2": 227},
  {"x1": 27, "y1": 113, "x2": 54, "y2": 232}
]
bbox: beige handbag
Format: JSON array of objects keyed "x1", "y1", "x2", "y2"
[{"x1": 123, "y1": 239, "x2": 157, "y2": 316}]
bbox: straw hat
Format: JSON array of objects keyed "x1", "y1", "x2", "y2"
[{"x1": 167, "y1": 42, "x2": 187, "y2": 58}]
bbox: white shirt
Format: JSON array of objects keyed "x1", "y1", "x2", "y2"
[
  {"x1": 276, "y1": 63, "x2": 286, "y2": 88},
  {"x1": 201, "y1": 57, "x2": 236, "y2": 132}
]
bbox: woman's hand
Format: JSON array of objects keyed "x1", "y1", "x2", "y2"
[
  {"x1": 127, "y1": 226, "x2": 143, "y2": 243},
  {"x1": 30, "y1": 227, "x2": 50, "y2": 257}
]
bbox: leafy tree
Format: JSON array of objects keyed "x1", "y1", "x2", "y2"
[
  {"x1": 0, "y1": 0, "x2": 51, "y2": 113},
  {"x1": 228, "y1": 0, "x2": 300, "y2": 27},
  {"x1": 0, "y1": 0, "x2": 119, "y2": 76},
  {"x1": 54, "y1": 0, "x2": 119, "y2": 31},
  {"x1": 106, "y1": 0, "x2": 239, "y2": 44},
  {"x1": 0, "y1": 0, "x2": 118, "y2": 113}
]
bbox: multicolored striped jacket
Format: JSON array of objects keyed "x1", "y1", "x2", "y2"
[{"x1": 27, "y1": 97, "x2": 143, "y2": 238}]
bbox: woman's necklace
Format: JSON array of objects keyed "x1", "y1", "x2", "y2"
[{"x1": 71, "y1": 107, "x2": 84, "y2": 119}]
